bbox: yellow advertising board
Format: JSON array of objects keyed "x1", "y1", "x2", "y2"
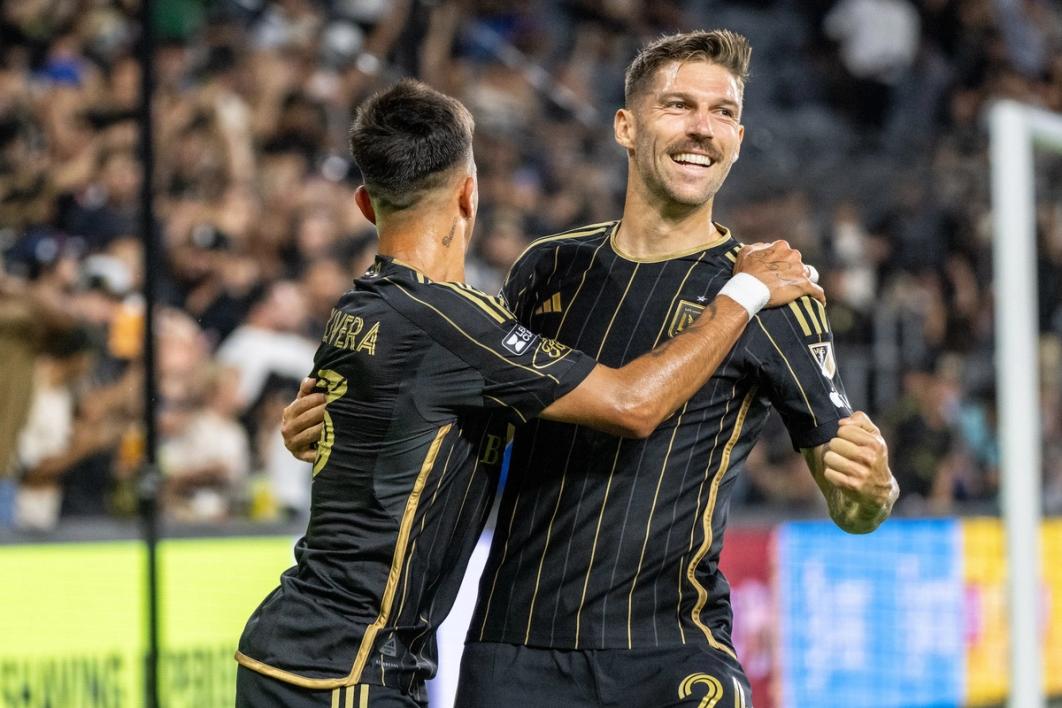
[
  {"x1": 1044, "y1": 520, "x2": 1062, "y2": 696},
  {"x1": 0, "y1": 537, "x2": 293, "y2": 707},
  {"x1": 962, "y1": 518, "x2": 1062, "y2": 704},
  {"x1": 962, "y1": 518, "x2": 1009, "y2": 704}
]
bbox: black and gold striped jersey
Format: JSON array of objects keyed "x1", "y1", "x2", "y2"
[
  {"x1": 469, "y1": 221, "x2": 851, "y2": 654},
  {"x1": 237, "y1": 256, "x2": 595, "y2": 699}
]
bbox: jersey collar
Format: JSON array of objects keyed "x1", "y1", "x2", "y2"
[
  {"x1": 369, "y1": 255, "x2": 432, "y2": 283},
  {"x1": 609, "y1": 222, "x2": 736, "y2": 264}
]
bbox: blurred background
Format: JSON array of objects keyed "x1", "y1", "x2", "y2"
[{"x1": 0, "y1": 0, "x2": 1060, "y2": 706}]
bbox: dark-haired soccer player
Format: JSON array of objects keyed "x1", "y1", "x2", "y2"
[
  {"x1": 236, "y1": 79, "x2": 820, "y2": 707},
  {"x1": 448, "y1": 31, "x2": 898, "y2": 708}
]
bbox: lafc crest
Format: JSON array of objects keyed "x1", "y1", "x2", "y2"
[{"x1": 667, "y1": 299, "x2": 705, "y2": 337}]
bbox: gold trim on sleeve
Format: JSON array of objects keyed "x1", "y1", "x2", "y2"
[{"x1": 788, "y1": 302, "x2": 812, "y2": 337}]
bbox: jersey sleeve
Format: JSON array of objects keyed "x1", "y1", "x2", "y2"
[
  {"x1": 499, "y1": 241, "x2": 551, "y2": 321},
  {"x1": 744, "y1": 296, "x2": 853, "y2": 450},
  {"x1": 387, "y1": 279, "x2": 596, "y2": 425}
]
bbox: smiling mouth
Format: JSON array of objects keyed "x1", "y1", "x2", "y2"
[{"x1": 671, "y1": 152, "x2": 715, "y2": 167}]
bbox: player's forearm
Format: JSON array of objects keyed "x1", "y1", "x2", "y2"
[
  {"x1": 543, "y1": 296, "x2": 749, "y2": 437},
  {"x1": 834, "y1": 488, "x2": 896, "y2": 533},
  {"x1": 614, "y1": 296, "x2": 749, "y2": 432},
  {"x1": 803, "y1": 445, "x2": 897, "y2": 534}
]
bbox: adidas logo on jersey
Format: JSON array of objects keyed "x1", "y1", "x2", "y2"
[{"x1": 533, "y1": 292, "x2": 563, "y2": 315}]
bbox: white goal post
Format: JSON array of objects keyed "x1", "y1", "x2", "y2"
[{"x1": 989, "y1": 100, "x2": 1062, "y2": 708}]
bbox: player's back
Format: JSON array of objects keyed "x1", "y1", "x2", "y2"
[
  {"x1": 238, "y1": 259, "x2": 504, "y2": 696},
  {"x1": 238, "y1": 254, "x2": 595, "y2": 698}
]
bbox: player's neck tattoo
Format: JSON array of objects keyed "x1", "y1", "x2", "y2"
[{"x1": 441, "y1": 218, "x2": 457, "y2": 248}]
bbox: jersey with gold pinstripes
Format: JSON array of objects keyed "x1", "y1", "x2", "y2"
[
  {"x1": 236, "y1": 256, "x2": 595, "y2": 701},
  {"x1": 469, "y1": 221, "x2": 852, "y2": 652}
]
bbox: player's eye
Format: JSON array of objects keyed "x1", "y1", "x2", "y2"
[{"x1": 665, "y1": 100, "x2": 687, "y2": 109}]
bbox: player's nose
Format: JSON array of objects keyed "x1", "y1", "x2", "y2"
[{"x1": 687, "y1": 108, "x2": 716, "y2": 139}]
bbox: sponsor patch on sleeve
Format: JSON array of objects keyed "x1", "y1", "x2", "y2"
[{"x1": 502, "y1": 324, "x2": 539, "y2": 355}]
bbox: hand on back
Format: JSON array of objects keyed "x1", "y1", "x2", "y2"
[{"x1": 282, "y1": 377, "x2": 326, "y2": 463}]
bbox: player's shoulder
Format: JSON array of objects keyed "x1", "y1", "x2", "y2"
[
  {"x1": 378, "y1": 270, "x2": 517, "y2": 333},
  {"x1": 431, "y1": 281, "x2": 516, "y2": 322},
  {"x1": 753, "y1": 295, "x2": 834, "y2": 343},
  {"x1": 512, "y1": 220, "x2": 618, "y2": 268},
  {"x1": 716, "y1": 238, "x2": 744, "y2": 262}
]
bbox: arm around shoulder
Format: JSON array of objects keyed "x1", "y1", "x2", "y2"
[
  {"x1": 540, "y1": 240, "x2": 825, "y2": 438},
  {"x1": 540, "y1": 296, "x2": 751, "y2": 438}
]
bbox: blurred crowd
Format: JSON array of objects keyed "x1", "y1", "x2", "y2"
[{"x1": 1, "y1": 0, "x2": 1061, "y2": 532}]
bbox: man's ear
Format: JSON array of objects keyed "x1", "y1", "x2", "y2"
[
  {"x1": 733, "y1": 124, "x2": 745, "y2": 164},
  {"x1": 458, "y1": 175, "x2": 476, "y2": 219},
  {"x1": 354, "y1": 186, "x2": 377, "y2": 224},
  {"x1": 614, "y1": 108, "x2": 636, "y2": 151}
]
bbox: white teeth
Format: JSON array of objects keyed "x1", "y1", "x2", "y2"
[{"x1": 672, "y1": 153, "x2": 713, "y2": 167}]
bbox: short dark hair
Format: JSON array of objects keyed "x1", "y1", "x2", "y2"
[
  {"x1": 348, "y1": 79, "x2": 474, "y2": 213},
  {"x1": 624, "y1": 30, "x2": 752, "y2": 106}
]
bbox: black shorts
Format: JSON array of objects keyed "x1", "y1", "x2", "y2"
[
  {"x1": 455, "y1": 642, "x2": 752, "y2": 708},
  {"x1": 235, "y1": 667, "x2": 426, "y2": 708}
]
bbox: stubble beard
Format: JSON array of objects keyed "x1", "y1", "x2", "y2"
[
  {"x1": 634, "y1": 136, "x2": 727, "y2": 210},
  {"x1": 641, "y1": 152, "x2": 721, "y2": 209}
]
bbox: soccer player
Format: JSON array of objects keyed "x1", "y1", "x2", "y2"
[
  {"x1": 237, "y1": 79, "x2": 821, "y2": 708},
  {"x1": 451, "y1": 31, "x2": 898, "y2": 707}
]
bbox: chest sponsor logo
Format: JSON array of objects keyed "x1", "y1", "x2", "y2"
[
  {"x1": 667, "y1": 299, "x2": 705, "y2": 337},
  {"x1": 502, "y1": 324, "x2": 539, "y2": 355},
  {"x1": 809, "y1": 341, "x2": 837, "y2": 379}
]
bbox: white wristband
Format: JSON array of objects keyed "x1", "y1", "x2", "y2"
[{"x1": 719, "y1": 272, "x2": 770, "y2": 319}]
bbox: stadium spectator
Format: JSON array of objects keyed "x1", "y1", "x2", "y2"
[
  {"x1": 886, "y1": 368, "x2": 960, "y2": 513},
  {"x1": 0, "y1": 0, "x2": 1060, "y2": 529},
  {"x1": 158, "y1": 361, "x2": 251, "y2": 523},
  {"x1": 12, "y1": 325, "x2": 133, "y2": 531},
  {"x1": 215, "y1": 280, "x2": 317, "y2": 413},
  {"x1": 0, "y1": 281, "x2": 72, "y2": 527}
]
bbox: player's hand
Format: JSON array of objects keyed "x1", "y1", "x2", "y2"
[
  {"x1": 822, "y1": 411, "x2": 898, "y2": 513},
  {"x1": 734, "y1": 240, "x2": 825, "y2": 307},
  {"x1": 282, "y1": 377, "x2": 327, "y2": 463}
]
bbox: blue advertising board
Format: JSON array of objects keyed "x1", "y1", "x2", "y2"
[{"x1": 777, "y1": 519, "x2": 965, "y2": 708}]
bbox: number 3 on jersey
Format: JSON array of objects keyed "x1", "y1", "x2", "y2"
[{"x1": 312, "y1": 370, "x2": 348, "y2": 477}]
